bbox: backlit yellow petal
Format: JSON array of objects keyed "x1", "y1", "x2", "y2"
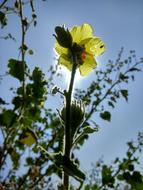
[
  {"x1": 79, "y1": 54, "x2": 97, "y2": 76},
  {"x1": 70, "y1": 23, "x2": 93, "y2": 43},
  {"x1": 58, "y1": 54, "x2": 72, "y2": 71},
  {"x1": 84, "y1": 37, "x2": 105, "y2": 56},
  {"x1": 55, "y1": 42, "x2": 68, "y2": 55}
]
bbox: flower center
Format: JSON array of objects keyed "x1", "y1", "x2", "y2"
[{"x1": 81, "y1": 51, "x2": 86, "y2": 60}]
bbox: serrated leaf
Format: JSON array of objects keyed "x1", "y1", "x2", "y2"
[
  {"x1": 120, "y1": 89, "x2": 128, "y2": 101},
  {"x1": 38, "y1": 147, "x2": 85, "y2": 182},
  {"x1": 53, "y1": 153, "x2": 85, "y2": 182},
  {"x1": 8, "y1": 59, "x2": 25, "y2": 81},
  {"x1": 100, "y1": 111, "x2": 111, "y2": 122}
]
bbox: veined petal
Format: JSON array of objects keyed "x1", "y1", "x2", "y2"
[
  {"x1": 58, "y1": 54, "x2": 72, "y2": 71},
  {"x1": 55, "y1": 42, "x2": 68, "y2": 55},
  {"x1": 70, "y1": 23, "x2": 93, "y2": 43},
  {"x1": 84, "y1": 37, "x2": 105, "y2": 56},
  {"x1": 79, "y1": 54, "x2": 97, "y2": 76}
]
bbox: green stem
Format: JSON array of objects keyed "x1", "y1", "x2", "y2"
[{"x1": 63, "y1": 56, "x2": 77, "y2": 190}]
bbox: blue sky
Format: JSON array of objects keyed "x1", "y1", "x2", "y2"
[{"x1": 1, "y1": 0, "x2": 143, "y2": 171}]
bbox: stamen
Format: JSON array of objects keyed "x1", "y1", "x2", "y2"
[{"x1": 81, "y1": 51, "x2": 86, "y2": 60}]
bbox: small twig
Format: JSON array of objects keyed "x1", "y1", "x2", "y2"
[{"x1": 0, "y1": 0, "x2": 8, "y2": 9}]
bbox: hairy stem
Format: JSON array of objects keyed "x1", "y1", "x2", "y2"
[{"x1": 63, "y1": 56, "x2": 77, "y2": 190}]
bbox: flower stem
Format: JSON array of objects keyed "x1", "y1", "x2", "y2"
[{"x1": 63, "y1": 56, "x2": 77, "y2": 190}]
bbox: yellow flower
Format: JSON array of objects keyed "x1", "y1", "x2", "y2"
[{"x1": 55, "y1": 23, "x2": 105, "y2": 76}]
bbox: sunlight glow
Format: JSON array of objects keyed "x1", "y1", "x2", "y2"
[{"x1": 57, "y1": 65, "x2": 82, "y2": 88}]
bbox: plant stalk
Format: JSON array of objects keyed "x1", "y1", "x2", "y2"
[{"x1": 63, "y1": 55, "x2": 77, "y2": 190}]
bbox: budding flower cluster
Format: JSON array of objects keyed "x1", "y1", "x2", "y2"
[{"x1": 59, "y1": 100, "x2": 85, "y2": 130}]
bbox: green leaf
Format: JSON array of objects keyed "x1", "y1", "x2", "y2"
[
  {"x1": 73, "y1": 126, "x2": 98, "y2": 147},
  {"x1": 132, "y1": 171, "x2": 142, "y2": 183},
  {"x1": 38, "y1": 147, "x2": 85, "y2": 182},
  {"x1": 26, "y1": 157, "x2": 34, "y2": 165},
  {"x1": 100, "y1": 111, "x2": 111, "y2": 122},
  {"x1": 129, "y1": 68, "x2": 141, "y2": 72},
  {"x1": 53, "y1": 153, "x2": 85, "y2": 181},
  {"x1": 120, "y1": 89, "x2": 128, "y2": 101},
  {"x1": 128, "y1": 164, "x2": 134, "y2": 171},
  {"x1": 102, "y1": 165, "x2": 114, "y2": 186},
  {"x1": 0, "y1": 109, "x2": 16, "y2": 127},
  {"x1": 119, "y1": 73, "x2": 129, "y2": 81},
  {"x1": 0, "y1": 11, "x2": 7, "y2": 27},
  {"x1": 58, "y1": 184, "x2": 66, "y2": 190},
  {"x1": 11, "y1": 149, "x2": 20, "y2": 169},
  {"x1": 0, "y1": 97, "x2": 7, "y2": 105},
  {"x1": 108, "y1": 101, "x2": 115, "y2": 108},
  {"x1": 82, "y1": 126, "x2": 98, "y2": 134},
  {"x1": 19, "y1": 128, "x2": 37, "y2": 146},
  {"x1": 8, "y1": 59, "x2": 25, "y2": 81}
]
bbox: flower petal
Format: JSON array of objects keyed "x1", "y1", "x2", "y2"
[
  {"x1": 70, "y1": 23, "x2": 93, "y2": 43},
  {"x1": 79, "y1": 54, "x2": 97, "y2": 76},
  {"x1": 58, "y1": 54, "x2": 72, "y2": 71},
  {"x1": 55, "y1": 42, "x2": 68, "y2": 55},
  {"x1": 84, "y1": 37, "x2": 105, "y2": 56}
]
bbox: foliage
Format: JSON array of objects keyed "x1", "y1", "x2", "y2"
[
  {"x1": 84, "y1": 132, "x2": 143, "y2": 190},
  {"x1": 0, "y1": 1, "x2": 143, "y2": 190}
]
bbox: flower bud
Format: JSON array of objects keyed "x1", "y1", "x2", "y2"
[
  {"x1": 54, "y1": 26, "x2": 73, "y2": 48},
  {"x1": 59, "y1": 100, "x2": 85, "y2": 131}
]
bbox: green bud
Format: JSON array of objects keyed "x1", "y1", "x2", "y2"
[
  {"x1": 59, "y1": 101, "x2": 85, "y2": 131},
  {"x1": 54, "y1": 26, "x2": 73, "y2": 48},
  {"x1": 51, "y1": 86, "x2": 59, "y2": 95}
]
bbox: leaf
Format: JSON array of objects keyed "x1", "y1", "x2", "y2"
[
  {"x1": 0, "y1": 11, "x2": 7, "y2": 27},
  {"x1": 10, "y1": 149, "x2": 20, "y2": 169},
  {"x1": 8, "y1": 59, "x2": 25, "y2": 81},
  {"x1": 119, "y1": 73, "x2": 129, "y2": 81},
  {"x1": 19, "y1": 128, "x2": 37, "y2": 146},
  {"x1": 82, "y1": 126, "x2": 98, "y2": 134},
  {"x1": 120, "y1": 89, "x2": 128, "y2": 101},
  {"x1": 100, "y1": 111, "x2": 111, "y2": 122},
  {"x1": 129, "y1": 68, "x2": 141, "y2": 72},
  {"x1": 102, "y1": 165, "x2": 114, "y2": 186},
  {"x1": 38, "y1": 147, "x2": 85, "y2": 182},
  {"x1": 0, "y1": 109, "x2": 16, "y2": 127},
  {"x1": 132, "y1": 171, "x2": 143, "y2": 183},
  {"x1": 0, "y1": 98, "x2": 7, "y2": 105},
  {"x1": 53, "y1": 153, "x2": 85, "y2": 182},
  {"x1": 73, "y1": 126, "x2": 98, "y2": 147},
  {"x1": 58, "y1": 184, "x2": 66, "y2": 190},
  {"x1": 108, "y1": 101, "x2": 115, "y2": 108}
]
